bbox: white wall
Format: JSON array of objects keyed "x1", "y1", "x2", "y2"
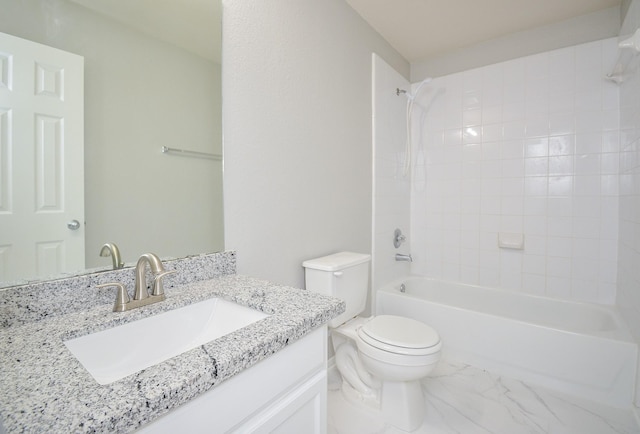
[
  {"x1": 410, "y1": 39, "x2": 620, "y2": 304},
  {"x1": 0, "y1": 0, "x2": 223, "y2": 267},
  {"x1": 222, "y1": 0, "x2": 408, "y2": 288},
  {"x1": 371, "y1": 54, "x2": 411, "y2": 291},
  {"x1": 616, "y1": 0, "x2": 640, "y2": 407}
]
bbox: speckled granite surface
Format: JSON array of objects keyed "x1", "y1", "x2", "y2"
[
  {"x1": 0, "y1": 252, "x2": 237, "y2": 328},
  {"x1": 0, "y1": 252, "x2": 345, "y2": 433}
]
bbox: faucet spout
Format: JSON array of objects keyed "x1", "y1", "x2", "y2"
[
  {"x1": 99, "y1": 243, "x2": 124, "y2": 269},
  {"x1": 395, "y1": 253, "x2": 413, "y2": 262},
  {"x1": 134, "y1": 253, "x2": 166, "y2": 300},
  {"x1": 99, "y1": 253, "x2": 172, "y2": 312}
]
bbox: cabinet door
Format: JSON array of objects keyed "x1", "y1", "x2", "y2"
[
  {"x1": 136, "y1": 327, "x2": 327, "y2": 434},
  {"x1": 234, "y1": 371, "x2": 326, "y2": 434}
]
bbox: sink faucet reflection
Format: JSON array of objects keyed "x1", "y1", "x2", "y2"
[{"x1": 99, "y1": 243, "x2": 124, "y2": 269}]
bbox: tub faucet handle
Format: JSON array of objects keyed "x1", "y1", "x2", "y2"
[{"x1": 393, "y1": 228, "x2": 406, "y2": 248}]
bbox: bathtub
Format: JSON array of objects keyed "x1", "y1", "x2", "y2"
[{"x1": 376, "y1": 277, "x2": 638, "y2": 408}]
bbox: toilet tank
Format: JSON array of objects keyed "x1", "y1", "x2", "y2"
[{"x1": 303, "y1": 252, "x2": 371, "y2": 327}]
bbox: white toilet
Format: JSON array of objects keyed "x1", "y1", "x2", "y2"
[{"x1": 303, "y1": 251, "x2": 441, "y2": 432}]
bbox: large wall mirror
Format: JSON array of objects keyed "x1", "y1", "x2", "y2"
[{"x1": 0, "y1": 0, "x2": 223, "y2": 287}]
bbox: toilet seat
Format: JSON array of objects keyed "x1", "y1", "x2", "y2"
[{"x1": 357, "y1": 315, "x2": 441, "y2": 356}]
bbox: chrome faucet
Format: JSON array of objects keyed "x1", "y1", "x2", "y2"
[
  {"x1": 395, "y1": 253, "x2": 413, "y2": 262},
  {"x1": 135, "y1": 253, "x2": 164, "y2": 300},
  {"x1": 99, "y1": 243, "x2": 124, "y2": 269},
  {"x1": 98, "y1": 253, "x2": 175, "y2": 312}
]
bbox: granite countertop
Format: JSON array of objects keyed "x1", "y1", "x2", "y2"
[{"x1": 0, "y1": 274, "x2": 345, "y2": 433}]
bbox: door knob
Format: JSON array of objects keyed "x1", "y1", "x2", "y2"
[{"x1": 67, "y1": 219, "x2": 81, "y2": 230}]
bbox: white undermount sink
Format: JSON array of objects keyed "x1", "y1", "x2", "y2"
[{"x1": 64, "y1": 298, "x2": 270, "y2": 385}]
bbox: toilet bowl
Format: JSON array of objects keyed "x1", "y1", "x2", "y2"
[
  {"x1": 331, "y1": 315, "x2": 441, "y2": 432},
  {"x1": 357, "y1": 315, "x2": 441, "y2": 380},
  {"x1": 303, "y1": 252, "x2": 442, "y2": 432}
]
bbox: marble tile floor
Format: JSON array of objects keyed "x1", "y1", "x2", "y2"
[{"x1": 327, "y1": 359, "x2": 640, "y2": 434}]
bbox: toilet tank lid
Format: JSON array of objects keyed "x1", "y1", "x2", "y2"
[{"x1": 302, "y1": 251, "x2": 371, "y2": 271}]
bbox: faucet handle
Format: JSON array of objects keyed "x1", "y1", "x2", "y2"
[
  {"x1": 393, "y1": 228, "x2": 407, "y2": 248},
  {"x1": 97, "y1": 282, "x2": 131, "y2": 312},
  {"x1": 151, "y1": 270, "x2": 176, "y2": 296}
]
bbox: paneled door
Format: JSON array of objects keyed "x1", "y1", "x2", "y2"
[{"x1": 0, "y1": 32, "x2": 84, "y2": 282}]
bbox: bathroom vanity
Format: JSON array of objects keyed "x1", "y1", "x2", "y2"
[{"x1": 0, "y1": 252, "x2": 344, "y2": 433}]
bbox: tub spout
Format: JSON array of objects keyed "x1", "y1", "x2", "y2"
[{"x1": 395, "y1": 253, "x2": 413, "y2": 262}]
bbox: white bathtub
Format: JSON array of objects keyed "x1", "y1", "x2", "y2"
[{"x1": 376, "y1": 277, "x2": 638, "y2": 408}]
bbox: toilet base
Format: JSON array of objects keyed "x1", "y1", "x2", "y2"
[
  {"x1": 380, "y1": 380, "x2": 425, "y2": 432},
  {"x1": 340, "y1": 377, "x2": 380, "y2": 409},
  {"x1": 338, "y1": 376, "x2": 425, "y2": 432}
]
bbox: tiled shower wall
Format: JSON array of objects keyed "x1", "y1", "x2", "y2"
[{"x1": 411, "y1": 38, "x2": 620, "y2": 304}]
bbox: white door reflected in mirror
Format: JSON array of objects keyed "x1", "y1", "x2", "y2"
[{"x1": 0, "y1": 31, "x2": 85, "y2": 281}]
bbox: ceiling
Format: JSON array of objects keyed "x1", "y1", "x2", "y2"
[
  {"x1": 68, "y1": 0, "x2": 621, "y2": 66},
  {"x1": 68, "y1": 0, "x2": 222, "y2": 63},
  {"x1": 345, "y1": 0, "x2": 622, "y2": 62}
]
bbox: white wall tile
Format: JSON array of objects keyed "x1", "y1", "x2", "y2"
[
  {"x1": 460, "y1": 266, "x2": 479, "y2": 284},
  {"x1": 522, "y1": 273, "x2": 546, "y2": 295},
  {"x1": 548, "y1": 176, "x2": 573, "y2": 196},
  {"x1": 409, "y1": 37, "x2": 620, "y2": 303},
  {"x1": 574, "y1": 175, "x2": 601, "y2": 196},
  {"x1": 547, "y1": 276, "x2": 572, "y2": 298},
  {"x1": 524, "y1": 177, "x2": 548, "y2": 196},
  {"x1": 503, "y1": 101, "x2": 526, "y2": 121},
  {"x1": 524, "y1": 215, "x2": 547, "y2": 235},
  {"x1": 526, "y1": 52, "x2": 550, "y2": 79},
  {"x1": 549, "y1": 156, "x2": 574, "y2": 175},
  {"x1": 549, "y1": 46, "x2": 575, "y2": 76},
  {"x1": 549, "y1": 114, "x2": 575, "y2": 136},
  {"x1": 571, "y1": 278, "x2": 599, "y2": 302},
  {"x1": 525, "y1": 157, "x2": 549, "y2": 176},
  {"x1": 479, "y1": 267, "x2": 500, "y2": 287},
  {"x1": 525, "y1": 235, "x2": 548, "y2": 255},
  {"x1": 575, "y1": 154, "x2": 601, "y2": 175},
  {"x1": 501, "y1": 139, "x2": 525, "y2": 158},
  {"x1": 523, "y1": 253, "x2": 546, "y2": 274},
  {"x1": 501, "y1": 176, "x2": 524, "y2": 194},
  {"x1": 576, "y1": 110, "x2": 604, "y2": 133},
  {"x1": 482, "y1": 105, "x2": 502, "y2": 124},
  {"x1": 549, "y1": 135, "x2": 575, "y2": 155}
]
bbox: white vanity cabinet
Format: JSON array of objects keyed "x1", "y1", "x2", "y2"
[{"x1": 137, "y1": 326, "x2": 328, "y2": 434}]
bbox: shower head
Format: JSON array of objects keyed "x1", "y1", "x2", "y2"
[
  {"x1": 410, "y1": 77, "x2": 433, "y2": 100},
  {"x1": 396, "y1": 77, "x2": 433, "y2": 100},
  {"x1": 400, "y1": 76, "x2": 434, "y2": 178}
]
